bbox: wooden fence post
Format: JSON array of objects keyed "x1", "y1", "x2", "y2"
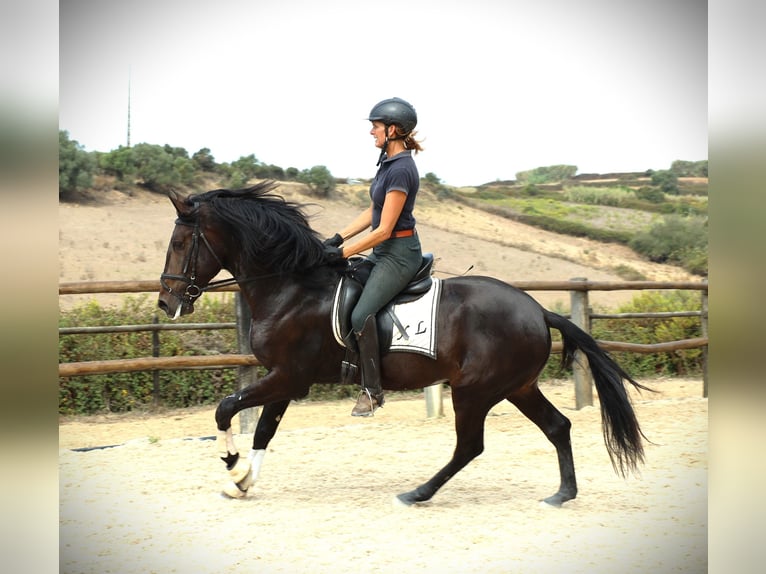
[
  {"x1": 235, "y1": 293, "x2": 258, "y2": 434},
  {"x1": 152, "y1": 314, "x2": 160, "y2": 407},
  {"x1": 425, "y1": 383, "x2": 444, "y2": 418},
  {"x1": 570, "y1": 277, "x2": 594, "y2": 409},
  {"x1": 701, "y1": 280, "x2": 708, "y2": 398}
]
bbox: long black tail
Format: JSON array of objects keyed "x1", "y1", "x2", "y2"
[{"x1": 544, "y1": 309, "x2": 652, "y2": 476}]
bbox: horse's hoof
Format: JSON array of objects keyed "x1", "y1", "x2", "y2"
[
  {"x1": 221, "y1": 480, "x2": 249, "y2": 499},
  {"x1": 396, "y1": 489, "x2": 430, "y2": 506},
  {"x1": 396, "y1": 492, "x2": 416, "y2": 506},
  {"x1": 541, "y1": 491, "x2": 573, "y2": 507},
  {"x1": 228, "y1": 456, "x2": 252, "y2": 484},
  {"x1": 237, "y1": 467, "x2": 254, "y2": 490}
]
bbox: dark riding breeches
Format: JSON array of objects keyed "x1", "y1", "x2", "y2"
[{"x1": 350, "y1": 234, "x2": 422, "y2": 333}]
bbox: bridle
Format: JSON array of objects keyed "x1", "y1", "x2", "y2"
[{"x1": 160, "y1": 218, "x2": 239, "y2": 311}]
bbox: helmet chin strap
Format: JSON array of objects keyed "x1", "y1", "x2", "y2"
[
  {"x1": 376, "y1": 134, "x2": 389, "y2": 166},
  {"x1": 376, "y1": 125, "x2": 405, "y2": 166}
]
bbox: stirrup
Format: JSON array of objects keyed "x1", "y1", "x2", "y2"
[{"x1": 351, "y1": 388, "x2": 384, "y2": 417}]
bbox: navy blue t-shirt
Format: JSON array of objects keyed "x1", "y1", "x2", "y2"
[{"x1": 369, "y1": 150, "x2": 419, "y2": 232}]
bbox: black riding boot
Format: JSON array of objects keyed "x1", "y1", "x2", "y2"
[{"x1": 351, "y1": 315, "x2": 385, "y2": 417}]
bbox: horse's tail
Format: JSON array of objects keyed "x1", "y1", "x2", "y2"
[{"x1": 544, "y1": 309, "x2": 652, "y2": 476}]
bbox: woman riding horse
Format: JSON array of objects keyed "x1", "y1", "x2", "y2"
[{"x1": 323, "y1": 96, "x2": 425, "y2": 416}]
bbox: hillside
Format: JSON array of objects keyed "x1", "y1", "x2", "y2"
[{"x1": 58, "y1": 180, "x2": 698, "y2": 311}]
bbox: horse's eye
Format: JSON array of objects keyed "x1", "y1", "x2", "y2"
[{"x1": 172, "y1": 240, "x2": 185, "y2": 251}]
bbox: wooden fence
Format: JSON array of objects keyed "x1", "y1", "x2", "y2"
[{"x1": 59, "y1": 278, "x2": 708, "y2": 428}]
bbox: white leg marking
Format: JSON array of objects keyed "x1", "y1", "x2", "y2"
[
  {"x1": 217, "y1": 429, "x2": 239, "y2": 459},
  {"x1": 248, "y1": 449, "x2": 266, "y2": 481}
]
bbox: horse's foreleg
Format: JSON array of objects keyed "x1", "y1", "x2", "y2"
[
  {"x1": 215, "y1": 392, "x2": 251, "y2": 493},
  {"x1": 397, "y1": 396, "x2": 489, "y2": 506},
  {"x1": 218, "y1": 426, "x2": 255, "y2": 499},
  {"x1": 244, "y1": 399, "x2": 291, "y2": 479},
  {"x1": 509, "y1": 385, "x2": 577, "y2": 507},
  {"x1": 214, "y1": 372, "x2": 292, "y2": 499}
]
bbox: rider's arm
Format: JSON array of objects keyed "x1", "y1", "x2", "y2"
[
  {"x1": 338, "y1": 205, "x2": 373, "y2": 241},
  {"x1": 341, "y1": 191, "x2": 406, "y2": 258}
]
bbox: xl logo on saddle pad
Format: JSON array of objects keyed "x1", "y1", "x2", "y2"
[{"x1": 332, "y1": 277, "x2": 442, "y2": 359}]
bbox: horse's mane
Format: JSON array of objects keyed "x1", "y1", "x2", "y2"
[{"x1": 187, "y1": 181, "x2": 331, "y2": 276}]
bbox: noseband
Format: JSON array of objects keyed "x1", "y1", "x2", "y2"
[{"x1": 160, "y1": 218, "x2": 233, "y2": 309}]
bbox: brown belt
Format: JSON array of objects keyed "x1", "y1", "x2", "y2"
[{"x1": 390, "y1": 228, "x2": 416, "y2": 238}]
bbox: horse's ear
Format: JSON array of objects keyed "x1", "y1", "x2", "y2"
[{"x1": 168, "y1": 189, "x2": 192, "y2": 217}]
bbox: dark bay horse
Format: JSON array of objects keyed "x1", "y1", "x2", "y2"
[{"x1": 158, "y1": 182, "x2": 649, "y2": 507}]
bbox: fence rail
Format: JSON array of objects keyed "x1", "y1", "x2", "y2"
[
  {"x1": 59, "y1": 279, "x2": 707, "y2": 295},
  {"x1": 59, "y1": 277, "x2": 709, "y2": 419}
]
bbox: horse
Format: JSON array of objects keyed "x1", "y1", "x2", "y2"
[{"x1": 157, "y1": 181, "x2": 649, "y2": 507}]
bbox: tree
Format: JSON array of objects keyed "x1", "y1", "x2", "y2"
[
  {"x1": 629, "y1": 215, "x2": 707, "y2": 275},
  {"x1": 192, "y1": 148, "x2": 216, "y2": 172},
  {"x1": 230, "y1": 154, "x2": 261, "y2": 182},
  {"x1": 424, "y1": 172, "x2": 441, "y2": 186},
  {"x1": 516, "y1": 165, "x2": 577, "y2": 184},
  {"x1": 255, "y1": 164, "x2": 285, "y2": 180},
  {"x1": 634, "y1": 186, "x2": 665, "y2": 203},
  {"x1": 298, "y1": 165, "x2": 335, "y2": 196},
  {"x1": 670, "y1": 159, "x2": 708, "y2": 177},
  {"x1": 285, "y1": 167, "x2": 300, "y2": 181},
  {"x1": 98, "y1": 143, "x2": 195, "y2": 192},
  {"x1": 98, "y1": 145, "x2": 135, "y2": 180},
  {"x1": 649, "y1": 169, "x2": 679, "y2": 194},
  {"x1": 162, "y1": 144, "x2": 190, "y2": 159},
  {"x1": 130, "y1": 144, "x2": 177, "y2": 190},
  {"x1": 59, "y1": 130, "x2": 96, "y2": 197}
]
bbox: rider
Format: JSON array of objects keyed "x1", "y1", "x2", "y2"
[{"x1": 323, "y1": 97, "x2": 425, "y2": 416}]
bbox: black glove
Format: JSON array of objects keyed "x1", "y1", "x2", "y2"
[
  {"x1": 323, "y1": 245, "x2": 345, "y2": 263},
  {"x1": 323, "y1": 233, "x2": 343, "y2": 248}
]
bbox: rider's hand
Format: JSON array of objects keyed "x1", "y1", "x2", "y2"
[
  {"x1": 322, "y1": 233, "x2": 343, "y2": 248},
  {"x1": 323, "y1": 245, "x2": 345, "y2": 262}
]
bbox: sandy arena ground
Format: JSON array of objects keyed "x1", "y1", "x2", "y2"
[
  {"x1": 59, "y1": 184, "x2": 706, "y2": 573},
  {"x1": 59, "y1": 377, "x2": 706, "y2": 573}
]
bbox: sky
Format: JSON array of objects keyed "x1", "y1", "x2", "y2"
[{"x1": 59, "y1": 0, "x2": 707, "y2": 187}]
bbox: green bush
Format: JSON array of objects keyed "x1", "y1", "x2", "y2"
[
  {"x1": 98, "y1": 143, "x2": 196, "y2": 192},
  {"x1": 634, "y1": 186, "x2": 665, "y2": 203},
  {"x1": 59, "y1": 295, "x2": 240, "y2": 415},
  {"x1": 298, "y1": 165, "x2": 335, "y2": 196},
  {"x1": 192, "y1": 147, "x2": 216, "y2": 172},
  {"x1": 649, "y1": 169, "x2": 680, "y2": 195},
  {"x1": 229, "y1": 154, "x2": 261, "y2": 181},
  {"x1": 564, "y1": 185, "x2": 635, "y2": 207},
  {"x1": 630, "y1": 215, "x2": 708, "y2": 275},
  {"x1": 671, "y1": 159, "x2": 707, "y2": 177},
  {"x1": 516, "y1": 164, "x2": 578, "y2": 184},
  {"x1": 59, "y1": 289, "x2": 705, "y2": 414},
  {"x1": 591, "y1": 290, "x2": 704, "y2": 377},
  {"x1": 539, "y1": 290, "x2": 704, "y2": 381}
]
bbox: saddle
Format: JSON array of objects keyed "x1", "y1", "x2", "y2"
[{"x1": 333, "y1": 253, "x2": 434, "y2": 355}]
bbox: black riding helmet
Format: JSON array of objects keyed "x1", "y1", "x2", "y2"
[
  {"x1": 367, "y1": 97, "x2": 417, "y2": 133},
  {"x1": 368, "y1": 97, "x2": 417, "y2": 165}
]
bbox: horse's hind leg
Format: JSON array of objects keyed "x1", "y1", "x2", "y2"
[
  {"x1": 509, "y1": 385, "x2": 577, "y2": 507},
  {"x1": 397, "y1": 390, "x2": 491, "y2": 506}
]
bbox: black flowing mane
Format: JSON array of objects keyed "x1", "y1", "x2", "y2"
[{"x1": 187, "y1": 181, "x2": 330, "y2": 275}]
